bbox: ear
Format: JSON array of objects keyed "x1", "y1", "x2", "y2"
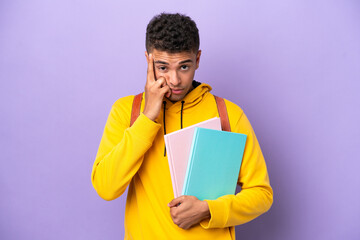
[
  {"x1": 145, "y1": 51, "x2": 149, "y2": 62},
  {"x1": 195, "y1": 50, "x2": 201, "y2": 70}
]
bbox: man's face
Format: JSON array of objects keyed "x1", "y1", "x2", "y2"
[{"x1": 146, "y1": 49, "x2": 201, "y2": 102}]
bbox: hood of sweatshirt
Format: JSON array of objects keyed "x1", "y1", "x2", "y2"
[
  {"x1": 160, "y1": 81, "x2": 212, "y2": 156},
  {"x1": 162, "y1": 81, "x2": 212, "y2": 114}
]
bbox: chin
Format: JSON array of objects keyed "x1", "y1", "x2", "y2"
[
  {"x1": 168, "y1": 88, "x2": 192, "y2": 102},
  {"x1": 168, "y1": 94, "x2": 185, "y2": 102}
]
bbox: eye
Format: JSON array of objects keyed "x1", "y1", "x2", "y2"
[
  {"x1": 181, "y1": 65, "x2": 189, "y2": 70},
  {"x1": 158, "y1": 66, "x2": 167, "y2": 71}
]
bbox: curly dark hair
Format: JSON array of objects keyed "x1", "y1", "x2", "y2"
[{"x1": 146, "y1": 13, "x2": 200, "y2": 53}]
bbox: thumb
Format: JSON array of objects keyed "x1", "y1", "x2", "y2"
[
  {"x1": 166, "y1": 88, "x2": 171, "y2": 98},
  {"x1": 168, "y1": 196, "x2": 184, "y2": 208}
]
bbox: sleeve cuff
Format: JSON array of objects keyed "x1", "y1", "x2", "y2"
[
  {"x1": 128, "y1": 113, "x2": 161, "y2": 145},
  {"x1": 200, "y1": 199, "x2": 228, "y2": 229}
]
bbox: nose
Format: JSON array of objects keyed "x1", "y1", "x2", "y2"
[{"x1": 167, "y1": 70, "x2": 181, "y2": 86}]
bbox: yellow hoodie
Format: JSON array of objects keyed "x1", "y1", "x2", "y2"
[{"x1": 91, "y1": 82, "x2": 273, "y2": 240}]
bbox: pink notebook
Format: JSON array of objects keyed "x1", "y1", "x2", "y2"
[{"x1": 164, "y1": 117, "x2": 222, "y2": 198}]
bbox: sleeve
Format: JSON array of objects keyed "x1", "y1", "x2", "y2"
[
  {"x1": 91, "y1": 97, "x2": 161, "y2": 201},
  {"x1": 200, "y1": 106, "x2": 273, "y2": 228}
]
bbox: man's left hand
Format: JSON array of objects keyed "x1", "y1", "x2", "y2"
[{"x1": 168, "y1": 195, "x2": 211, "y2": 230}]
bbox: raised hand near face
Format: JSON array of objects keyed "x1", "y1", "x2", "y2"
[{"x1": 143, "y1": 54, "x2": 172, "y2": 121}]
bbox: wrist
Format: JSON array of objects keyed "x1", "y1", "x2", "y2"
[
  {"x1": 201, "y1": 201, "x2": 211, "y2": 220},
  {"x1": 142, "y1": 109, "x2": 157, "y2": 122}
]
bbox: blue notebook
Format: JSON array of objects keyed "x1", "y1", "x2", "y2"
[{"x1": 182, "y1": 127, "x2": 247, "y2": 200}]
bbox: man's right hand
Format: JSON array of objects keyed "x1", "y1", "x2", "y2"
[{"x1": 143, "y1": 54, "x2": 171, "y2": 122}]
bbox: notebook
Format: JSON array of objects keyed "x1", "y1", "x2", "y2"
[
  {"x1": 164, "y1": 118, "x2": 222, "y2": 198},
  {"x1": 182, "y1": 127, "x2": 247, "y2": 200}
]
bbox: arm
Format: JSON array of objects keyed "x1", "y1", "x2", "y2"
[
  {"x1": 200, "y1": 110, "x2": 273, "y2": 228},
  {"x1": 168, "y1": 104, "x2": 272, "y2": 229},
  {"x1": 91, "y1": 53, "x2": 171, "y2": 201},
  {"x1": 91, "y1": 100, "x2": 161, "y2": 201}
]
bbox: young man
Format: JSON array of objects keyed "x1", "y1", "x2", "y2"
[{"x1": 91, "y1": 13, "x2": 273, "y2": 239}]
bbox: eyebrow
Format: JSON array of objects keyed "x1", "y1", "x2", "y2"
[
  {"x1": 154, "y1": 59, "x2": 193, "y2": 65},
  {"x1": 154, "y1": 60, "x2": 169, "y2": 65},
  {"x1": 179, "y1": 59, "x2": 193, "y2": 64}
]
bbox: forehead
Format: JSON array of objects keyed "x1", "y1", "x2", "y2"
[{"x1": 152, "y1": 49, "x2": 196, "y2": 64}]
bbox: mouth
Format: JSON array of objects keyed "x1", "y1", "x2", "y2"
[{"x1": 171, "y1": 88, "x2": 184, "y2": 95}]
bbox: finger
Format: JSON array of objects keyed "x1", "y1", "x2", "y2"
[
  {"x1": 168, "y1": 196, "x2": 184, "y2": 207},
  {"x1": 154, "y1": 78, "x2": 171, "y2": 97},
  {"x1": 161, "y1": 85, "x2": 171, "y2": 98},
  {"x1": 181, "y1": 224, "x2": 191, "y2": 230},
  {"x1": 160, "y1": 77, "x2": 168, "y2": 88},
  {"x1": 147, "y1": 54, "x2": 155, "y2": 83},
  {"x1": 154, "y1": 77, "x2": 166, "y2": 88},
  {"x1": 165, "y1": 87, "x2": 171, "y2": 98}
]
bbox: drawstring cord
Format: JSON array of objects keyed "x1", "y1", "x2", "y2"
[
  {"x1": 180, "y1": 101, "x2": 185, "y2": 129},
  {"x1": 163, "y1": 101, "x2": 167, "y2": 156},
  {"x1": 163, "y1": 100, "x2": 185, "y2": 157}
]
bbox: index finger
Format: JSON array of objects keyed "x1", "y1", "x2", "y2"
[
  {"x1": 147, "y1": 54, "x2": 156, "y2": 83},
  {"x1": 168, "y1": 196, "x2": 185, "y2": 207}
]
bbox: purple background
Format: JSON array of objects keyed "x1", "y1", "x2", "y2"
[{"x1": 1, "y1": 0, "x2": 359, "y2": 239}]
